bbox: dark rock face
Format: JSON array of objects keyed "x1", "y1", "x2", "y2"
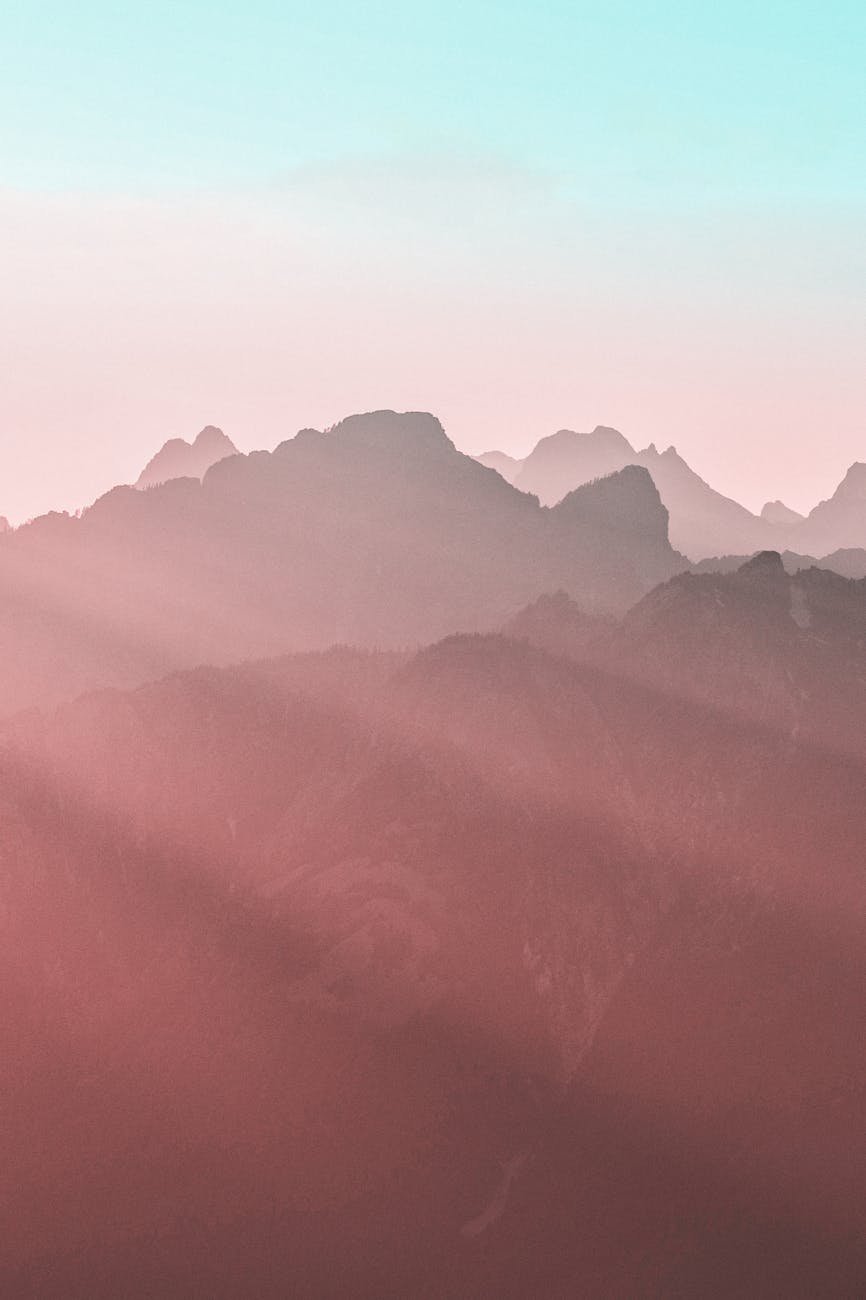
[
  {"x1": 136, "y1": 425, "x2": 238, "y2": 488},
  {"x1": 0, "y1": 411, "x2": 685, "y2": 715}
]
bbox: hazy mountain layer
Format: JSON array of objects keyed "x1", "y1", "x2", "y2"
[
  {"x1": 480, "y1": 427, "x2": 866, "y2": 561},
  {"x1": 762, "y1": 498, "x2": 805, "y2": 526},
  {"x1": 2, "y1": 554, "x2": 866, "y2": 1295},
  {"x1": 692, "y1": 546, "x2": 866, "y2": 580},
  {"x1": 792, "y1": 462, "x2": 866, "y2": 555},
  {"x1": 0, "y1": 411, "x2": 685, "y2": 716},
  {"x1": 489, "y1": 426, "x2": 776, "y2": 559}
]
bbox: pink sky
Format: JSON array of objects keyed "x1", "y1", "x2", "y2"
[{"x1": 2, "y1": 178, "x2": 864, "y2": 524}]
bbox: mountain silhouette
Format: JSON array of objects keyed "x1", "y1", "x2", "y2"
[
  {"x1": 513, "y1": 426, "x2": 634, "y2": 498},
  {"x1": 135, "y1": 424, "x2": 238, "y2": 488},
  {"x1": 761, "y1": 498, "x2": 804, "y2": 526},
  {"x1": 479, "y1": 427, "x2": 778, "y2": 560},
  {"x1": 692, "y1": 545, "x2": 866, "y2": 580},
  {"x1": 503, "y1": 590, "x2": 613, "y2": 658},
  {"x1": 788, "y1": 462, "x2": 866, "y2": 555},
  {"x1": 475, "y1": 449, "x2": 522, "y2": 481},
  {"x1": 0, "y1": 410, "x2": 685, "y2": 715}
]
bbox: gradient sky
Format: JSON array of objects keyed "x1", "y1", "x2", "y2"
[{"x1": 2, "y1": 1, "x2": 865, "y2": 521}]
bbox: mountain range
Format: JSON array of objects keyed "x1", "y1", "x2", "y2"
[
  {"x1": 0, "y1": 411, "x2": 684, "y2": 716},
  {"x1": 691, "y1": 546, "x2": 866, "y2": 580},
  {"x1": 2, "y1": 410, "x2": 866, "y2": 1295},
  {"x1": 476, "y1": 425, "x2": 866, "y2": 562}
]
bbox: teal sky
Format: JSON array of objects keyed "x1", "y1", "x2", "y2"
[
  {"x1": 1, "y1": 1, "x2": 865, "y2": 520},
  {"x1": 3, "y1": 1, "x2": 865, "y2": 196}
]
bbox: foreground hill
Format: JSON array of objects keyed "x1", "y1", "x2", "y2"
[
  {"x1": 2, "y1": 554, "x2": 866, "y2": 1295},
  {"x1": 0, "y1": 411, "x2": 684, "y2": 715}
]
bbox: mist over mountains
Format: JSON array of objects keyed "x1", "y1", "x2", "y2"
[
  {"x1": 0, "y1": 412, "x2": 683, "y2": 716},
  {"x1": 2, "y1": 409, "x2": 866, "y2": 1296}
]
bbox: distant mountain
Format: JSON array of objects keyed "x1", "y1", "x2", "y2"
[
  {"x1": 761, "y1": 498, "x2": 804, "y2": 526},
  {"x1": 789, "y1": 462, "x2": 866, "y2": 555},
  {"x1": 136, "y1": 424, "x2": 238, "y2": 488},
  {"x1": 475, "y1": 449, "x2": 522, "y2": 482},
  {"x1": 478, "y1": 427, "x2": 777, "y2": 560},
  {"x1": 634, "y1": 442, "x2": 776, "y2": 560},
  {"x1": 817, "y1": 546, "x2": 866, "y2": 578},
  {"x1": 604, "y1": 550, "x2": 866, "y2": 751},
  {"x1": 0, "y1": 516, "x2": 9, "y2": 533},
  {"x1": 503, "y1": 590, "x2": 613, "y2": 659},
  {"x1": 513, "y1": 426, "x2": 634, "y2": 500},
  {"x1": 693, "y1": 458, "x2": 866, "y2": 571},
  {"x1": 692, "y1": 546, "x2": 866, "y2": 580},
  {"x1": 0, "y1": 410, "x2": 685, "y2": 715}
]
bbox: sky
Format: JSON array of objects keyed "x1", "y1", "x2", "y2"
[{"x1": 1, "y1": 0, "x2": 865, "y2": 522}]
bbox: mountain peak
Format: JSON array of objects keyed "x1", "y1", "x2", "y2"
[
  {"x1": 761, "y1": 499, "x2": 804, "y2": 526},
  {"x1": 193, "y1": 425, "x2": 235, "y2": 453},
  {"x1": 327, "y1": 410, "x2": 454, "y2": 454},
  {"x1": 555, "y1": 465, "x2": 675, "y2": 559},
  {"x1": 590, "y1": 424, "x2": 633, "y2": 447},
  {"x1": 792, "y1": 462, "x2": 866, "y2": 554},
  {"x1": 836, "y1": 462, "x2": 866, "y2": 501},
  {"x1": 514, "y1": 425, "x2": 636, "y2": 505},
  {"x1": 474, "y1": 449, "x2": 522, "y2": 483},
  {"x1": 136, "y1": 426, "x2": 238, "y2": 489},
  {"x1": 738, "y1": 549, "x2": 786, "y2": 577}
]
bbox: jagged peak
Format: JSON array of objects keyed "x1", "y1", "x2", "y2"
[
  {"x1": 761, "y1": 499, "x2": 804, "y2": 526},
  {"x1": 834, "y1": 462, "x2": 866, "y2": 500},
  {"x1": 738, "y1": 549, "x2": 786, "y2": 576}
]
